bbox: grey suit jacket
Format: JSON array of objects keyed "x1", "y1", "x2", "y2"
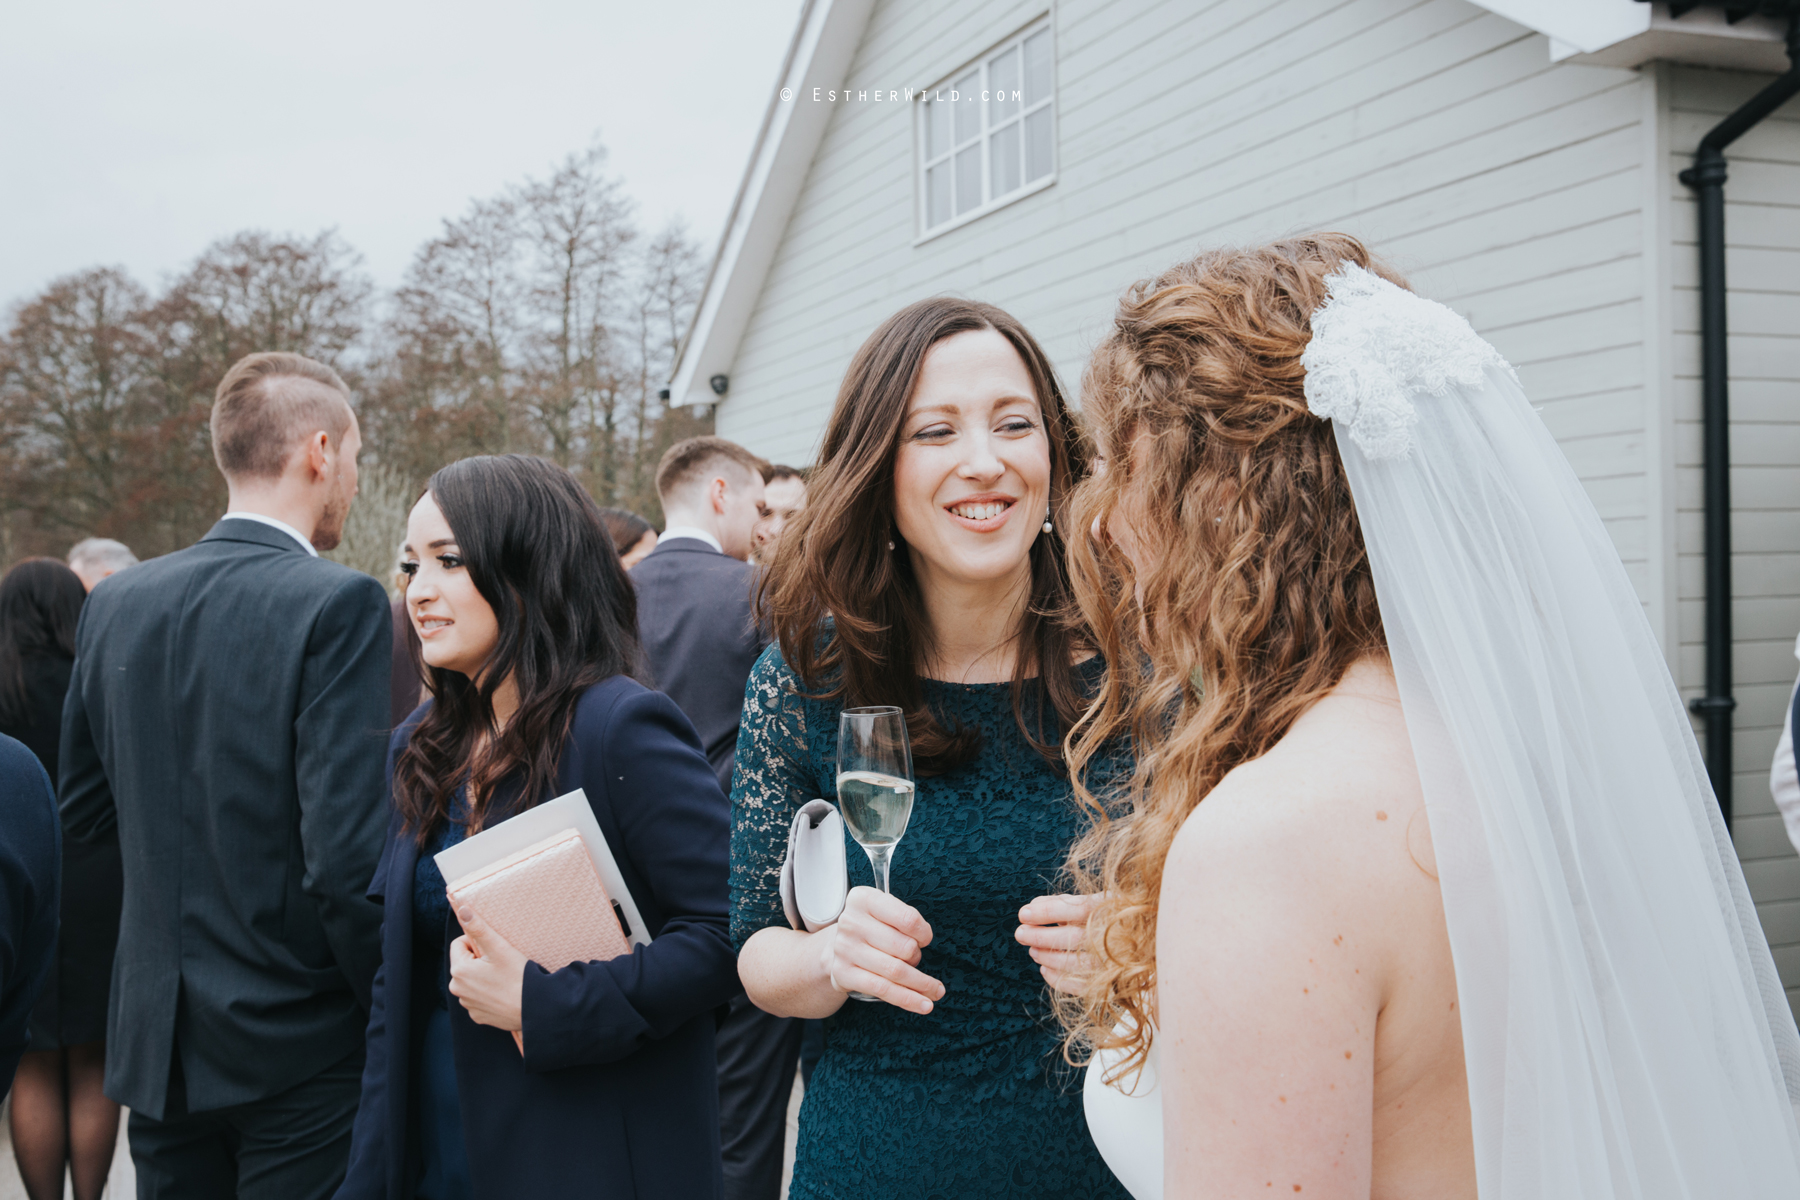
[
  {"x1": 630, "y1": 538, "x2": 768, "y2": 792},
  {"x1": 60, "y1": 519, "x2": 391, "y2": 1118}
]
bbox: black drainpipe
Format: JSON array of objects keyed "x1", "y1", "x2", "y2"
[{"x1": 1676, "y1": 8, "x2": 1800, "y2": 829}]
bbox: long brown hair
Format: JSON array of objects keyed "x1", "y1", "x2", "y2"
[
  {"x1": 757, "y1": 297, "x2": 1088, "y2": 773},
  {"x1": 392, "y1": 454, "x2": 644, "y2": 843},
  {"x1": 1059, "y1": 235, "x2": 1397, "y2": 1072}
]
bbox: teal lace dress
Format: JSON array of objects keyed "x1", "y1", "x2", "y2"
[{"x1": 729, "y1": 645, "x2": 1129, "y2": 1200}]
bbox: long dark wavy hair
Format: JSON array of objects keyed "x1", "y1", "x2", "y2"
[
  {"x1": 0, "y1": 558, "x2": 86, "y2": 727},
  {"x1": 756, "y1": 297, "x2": 1090, "y2": 774},
  {"x1": 392, "y1": 455, "x2": 645, "y2": 843}
]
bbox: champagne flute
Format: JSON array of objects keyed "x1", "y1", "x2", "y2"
[{"x1": 836, "y1": 706, "x2": 916, "y2": 1002}]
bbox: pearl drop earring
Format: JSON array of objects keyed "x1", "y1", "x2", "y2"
[
  {"x1": 887, "y1": 540, "x2": 895, "y2": 551},
  {"x1": 1042, "y1": 514, "x2": 1054, "y2": 533}
]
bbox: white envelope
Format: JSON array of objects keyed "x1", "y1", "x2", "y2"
[{"x1": 434, "y1": 788, "x2": 652, "y2": 947}]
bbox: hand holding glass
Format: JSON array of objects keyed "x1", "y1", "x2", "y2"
[{"x1": 836, "y1": 706, "x2": 916, "y2": 1001}]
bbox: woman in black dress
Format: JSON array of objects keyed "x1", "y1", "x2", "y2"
[{"x1": 0, "y1": 558, "x2": 123, "y2": 1200}]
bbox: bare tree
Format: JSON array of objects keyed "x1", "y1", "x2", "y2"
[
  {"x1": 385, "y1": 197, "x2": 525, "y2": 459},
  {"x1": 618, "y1": 220, "x2": 706, "y2": 519},
  {"x1": 516, "y1": 142, "x2": 637, "y2": 476},
  {"x1": 156, "y1": 229, "x2": 369, "y2": 363},
  {"x1": 0, "y1": 268, "x2": 154, "y2": 556},
  {"x1": 1, "y1": 138, "x2": 713, "y2": 572},
  {"x1": 0, "y1": 233, "x2": 374, "y2": 560}
]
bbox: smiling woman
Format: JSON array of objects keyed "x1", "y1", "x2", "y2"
[
  {"x1": 891, "y1": 329, "x2": 1054, "y2": 618},
  {"x1": 403, "y1": 494, "x2": 501, "y2": 683},
  {"x1": 729, "y1": 298, "x2": 1132, "y2": 1200},
  {"x1": 337, "y1": 453, "x2": 741, "y2": 1200},
  {"x1": 755, "y1": 299, "x2": 1086, "y2": 770}
]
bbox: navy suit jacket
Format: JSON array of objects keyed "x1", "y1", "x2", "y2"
[
  {"x1": 630, "y1": 538, "x2": 767, "y2": 792},
  {"x1": 336, "y1": 675, "x2": 739, "y2": 1200},
  {"x1": 0, "y1": 733, "x2": 61, "y2": 1093},
  {"x1": 59, "y1": 518, "x2": 392, "y2": 1117}
]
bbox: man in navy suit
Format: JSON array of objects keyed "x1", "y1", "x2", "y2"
[
  {"x1": 0, "y1": 732, "x2": 61, "y2": 1096},
  {"x1": 60, "y1": 352, "x2": 391, "y2": 1200},
  {"x1": 632, "y1": 437, "x2": 771, "y2": 793},
  {"x1": 631, "y1": 437, "x2": 801, "y2": 1200}
]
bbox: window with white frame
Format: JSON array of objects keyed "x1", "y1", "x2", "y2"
[{"x1": 916, "y1": 21, "x2": 1055, "y2": 237}]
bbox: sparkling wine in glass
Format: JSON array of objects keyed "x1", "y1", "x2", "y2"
[{"x1": 836, "y1": 706, "x2": 915, "y2": 1001}]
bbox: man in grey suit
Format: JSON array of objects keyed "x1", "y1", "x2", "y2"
[
  {"x1": 60, "y1": 352, "x2": 391, "y2": 1200},
  {"x1": 631, "y1": 437, "x2": 799, "y2": 1200}
]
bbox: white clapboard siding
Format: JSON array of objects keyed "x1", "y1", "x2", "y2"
[
  {"x1": 722, "y1": 0, "x2": 1663, "y2": 615},
  {"x1": 1665, "y1": 64, "x2": 1800, "y2": 1013},
  {"x1": 717, "y1": 0, "x2": 1800, "y2": 1011}
]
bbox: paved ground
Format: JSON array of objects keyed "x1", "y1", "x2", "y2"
[
  {"x1": 0, "y1": 1095, "x2": 134, "y2": 1200},
  {"x1": 0, "y1": 1076, "x2": 795, "y2": 1199},
  {"x1": 781, "y1": 1067, "x2": 802, "y2": 1200}
]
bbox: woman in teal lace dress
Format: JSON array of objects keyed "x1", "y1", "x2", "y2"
[{"x1": 730, "y1": 297, "x2": 1129, "y2": 1200}]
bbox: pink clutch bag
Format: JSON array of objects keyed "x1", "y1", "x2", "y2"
[{"x1": 444, "y1": 827, "x2": 631, "y2": 1052}]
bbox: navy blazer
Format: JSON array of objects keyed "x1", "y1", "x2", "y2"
[
  {"x1": 336, "y1": 675, "x2": 740, "y2": 1200},
  {"x1": 630, "y1": 539, "x2": 768, "y2": 792},
  {"x1": 0, "y1": 733, "x2": 61, "y2": 1093}
]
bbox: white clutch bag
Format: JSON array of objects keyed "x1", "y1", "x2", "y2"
[{"x1": 780, "y1": 799, "x2": 848, "y2": 932}]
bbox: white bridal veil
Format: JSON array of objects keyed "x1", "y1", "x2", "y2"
[{"x1": 1305, "y1": 265, "x2": 1800, "y2": 1196}]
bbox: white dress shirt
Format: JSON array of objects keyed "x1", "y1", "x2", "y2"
[
  {"x1": 657, "y1": 525, "x2": 722, "y2": 554},
  {"x1": 221, "y1": 511, "x2": 318, "y2": 557},
  {"x1": 1771, "y1": 632, "x2": 1800, "y2": 852}
]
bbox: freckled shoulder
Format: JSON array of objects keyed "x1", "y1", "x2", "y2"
[{"x1": 1163, "y1": 689, "x2": 1425, "y2": 908}]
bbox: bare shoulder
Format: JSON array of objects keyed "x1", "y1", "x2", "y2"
[{"x1": 1163, "y1": 660, "x2": 1429, "y2": 927}]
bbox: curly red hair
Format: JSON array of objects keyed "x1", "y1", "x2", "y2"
[{"x1": 1059, "y1": 234, "x2": 1403, "y2": 1074}]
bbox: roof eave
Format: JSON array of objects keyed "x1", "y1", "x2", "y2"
[
  {"x1": 667, "y1": 0, "x2": 879, "y2": 411},
  {"x1": 1468, "y1": 0, "x2": 1788, "y2": 70},
  {"x1": 1554, "y1": 4, "x2": 1791, "y2": 70}
]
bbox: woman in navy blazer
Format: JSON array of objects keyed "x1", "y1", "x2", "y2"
[{"x1": 335, "y1": 455, "x2": 739, "y2": 1200}]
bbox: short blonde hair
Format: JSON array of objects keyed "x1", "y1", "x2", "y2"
[{"x1": 210, "y1": 352, "x2": 352, "y2": 481}]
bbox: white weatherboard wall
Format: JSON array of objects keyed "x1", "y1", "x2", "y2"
[
  {"x1": 721, "y1": 0, "x2": 1671, "y2": 633},
  {"x1": 713, "y1": 0, "x2": 1800, "y2": 1010},
  {"x1": 1666, "y1": 65, "x2": 1800, "y2": 1014}
]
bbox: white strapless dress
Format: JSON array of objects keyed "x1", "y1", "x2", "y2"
[{"x1": 1084, "y1": 1040, "x2": 1163, "y2": 1200}]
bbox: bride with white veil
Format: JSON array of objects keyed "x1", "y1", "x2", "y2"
[{"x1": 1053, "y1": 235, "x2": 1800, "y2": 1198}]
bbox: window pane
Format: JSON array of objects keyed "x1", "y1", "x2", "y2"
[
  {"x1": 989, "y1": 47, "x2": 1020, "y2": 123},
  {"x1": 954, "y1": 70, "x2": 980, "y2": 144},
  {"x1": 954, "y1": 143, "x2": 982, "y2": 215},
  {"x1": 927, "y1": 161, "x2": 952, "y2": 228},
  {"x1": 925, "y1": 98, "x2": 950, "y2": 161},
  {"x1": 1024, "y1": 29, "x2": 1053, "y2": 107},
  {"x1": 990, "y1": 121, "x2": 1021, "y2": 197},
  {"x1": 1025, "y1": 106, "x2": 1053, "y2": 182}
]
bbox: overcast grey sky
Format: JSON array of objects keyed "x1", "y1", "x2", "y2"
[{"x1": 0, "y1": 0, "x2": 802, "y2": 306}]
